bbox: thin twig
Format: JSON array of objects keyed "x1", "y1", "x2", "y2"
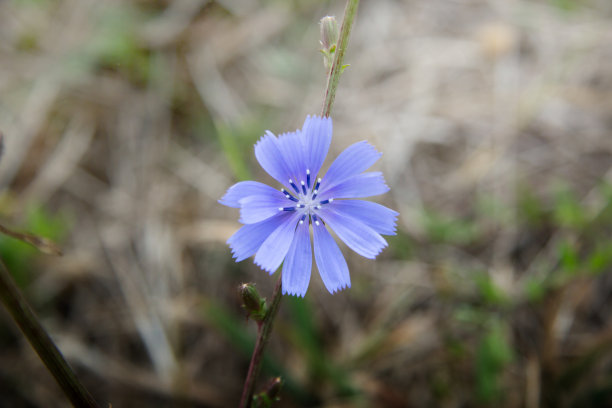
[
  {"x1": 0, "y1": 260, "x2": 101, "y2": 408},
  {"x1": 239, "y1": 276, "x2": 283, "y2": 408},
  {"x1": 0, "y1": 223, "x2": 62, "y2": 256}
]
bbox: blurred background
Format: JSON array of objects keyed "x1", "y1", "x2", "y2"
[{"x1": 1, "y1": 0, "x2": 612, "y2": 406}]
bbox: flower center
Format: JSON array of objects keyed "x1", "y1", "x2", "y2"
[{"x1": 278, "y1": 169, "x2": 333, "y2": 225}]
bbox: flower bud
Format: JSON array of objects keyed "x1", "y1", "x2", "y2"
[
  {"x1": 252, "y1": 376, "x2": 283, "y2": 407},
  {"x1": 239, "y1": 283, "x2": 267, "y2": 323},
  {"x1": 320, "y1": 16, "x2": 339, "y2": 71},
  {"x1": 320, "y1": 16, "x2": 339, "y2": 51},
  {"x1": 265, "y1": 377, "x2": 282, "y2": 400}
]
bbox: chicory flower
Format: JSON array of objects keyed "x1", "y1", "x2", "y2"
[{"x1": 220, "y1": 115, "x2": 398, "y2": 296}]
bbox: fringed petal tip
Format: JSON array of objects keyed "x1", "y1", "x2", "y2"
[
  {"x1": 220, "y1": 181, "x2": 282, "y2": 209},
  {"x1": 219, "y1": 195, "x2": 240, "y2": 209},
  {"x1": 229, "y1": 248, "x2": 242, "y2": 262},
  {"x1": 360, "y1": 245, "x2": 388, "y2": 260},
  {"x1": 386, "y1": 212, "x2": 400, "y2": 236},
  {"x1": 229, "y1": 246, "x2": 248, "y2": 262},
  {"x1": 254, "y1": 258, "x2": 278, "y2": 275},
  {"x1": 282, "y1": 288, "x2": 307, "y2": 298},
  {"x1": 326, "y1": 281, "x2": 351, "y2": 295}
]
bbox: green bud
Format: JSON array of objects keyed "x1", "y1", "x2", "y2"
[
  {"x1": 239, "y1": 283, "x2": 267, "y2": 323},
  {"x1": 320, "y1": 16, "x2": 339, "y2": 51},
  {"x1": 320, "y1": 16, "x2": 339, "y2": 71},
  {"x1": 252, "y1": 376, "x2": 283, "y2": 408},
  {"x1": 265, "y1": 377, "x2": 282, "y2": 400}
]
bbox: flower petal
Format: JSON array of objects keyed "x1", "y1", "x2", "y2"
[
  {"x1": 319, "y1": 209, "x2": 388, "y2": 259},
  {"x1": 322, "y1": 141, "x2": 382, "y2": 189},
  {"x1": 318, "y1": 172, "x2": 389, "y2": 200},
  {"x1": 239, "y1": 194, "x2": 290, "y2": 224},
  {"x1": 282, "y1": 221, "x2": 312, "y2": 297},
  {"x1": 227, "y1": 213, "x2": 293, "y2": 262},
  {"x1": 312, "y1": 222, "x2": 350, "y2": 294},
  {"x1": 276, "y1": 131, "x2": 308, "y2": 184},
  {"x1": 254, "y1": 131, "x2": 293, "y2": 187},
  {"x1": 323, "y1": 200, "x2": 398, "y2": 235},
  {"x1": 301, "y1": 115, "x2": 332, "y2": 178},
  {"x1": 219, "y1": 181, "x2": 280, "y2": 208},
  {"x1": 254, "y1": 213, "x2": 300, "y2": 273}
]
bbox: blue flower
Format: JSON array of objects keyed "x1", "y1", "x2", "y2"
[{"x1": 219, "y1": 115, "x2": 398, "y2": 296}]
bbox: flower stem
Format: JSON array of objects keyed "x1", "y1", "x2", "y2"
[
  {"x1": 321, "y1": 0, "x2": 359, "y2": 118},
  {"x1": 239, "y1": 276, "x2": 283, "y2": 408},
  {"x1": 0, "y1": 260, "x2": 101, "y2": 408},
  {"x1": 239, "y1": 1, "x2": 360, "y2": 406}
]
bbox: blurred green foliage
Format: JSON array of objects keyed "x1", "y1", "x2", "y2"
[
  {"x1": 213, "y1": 118, "x2": 269, "y2": 182},
  {"x1": 475, "y1": 319, "x2": 514, "y2": 403},
  {"x1": 410, "y1": 180, "x2": 612, "y2": 404},
  {"x1": 285, "y1": 297, "x2": 357, "y2": 397},
  {"x1": 553, "y1": 184, "x2": 587, "y2": 230},
  {"x1": 550, "y1": 0, "x2": 582, "y2": 12},
  {"x1": 422, "y1": 209, "x2": 480, "y2": 245},
  {"x1": 474, "y1": 273, "x2": 508, "y2": 306}
]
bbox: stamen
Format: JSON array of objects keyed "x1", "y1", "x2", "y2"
[
  {"x1": 312, "y1": 214, "x2": 320, "y2": 226},
  {"x1": 306, "y1": 169, "x2": 311, "y2": 188},
  {"x1": 279, "y1": 207, "x2": 296, "y2": 212},
  {"x1": 301, "y1": 181, "x2": 307, "y2": 195},
  {"x1": 297, "y1": 204, "x2": 305, "y2": 208},
  {"x1": 289, "y1": 179, "x2": 300, "y2": 194},
  {"x1": 299, "y1": 214, "x2": 307, "y2": 225},
  {"x1": 316, "y1": 205, "x2": 322, "y2": 210},
  {"x1": 281, "y1": 188, "x2": 299, "y2": 202},
  {"x1": 311, "y1": 178, "x2": 322, "y2": 199},
  {"x1": 319, "y1": 198, "x2": 333, "y2": 205}
]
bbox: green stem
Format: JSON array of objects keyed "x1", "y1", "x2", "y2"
[
  {"x1": 321, "y1": 0, "x2": 359, "y2": 118},
  {"x1": 239, "y1": 1, "x2": 360, "y2": 406},
  {"x1": 0, "y1": 260, "x2": 101, "y2": 408},
  {"x1": 239, "y1": 276, "x2": 283, "y2": 408}
]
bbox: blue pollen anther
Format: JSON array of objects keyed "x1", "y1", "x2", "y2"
[
  {"x1": 301, "y1": 181, "x2": 307, "y2": 195},
  {"x1": 312, "y1": 214, "x2": 320, "y2": 226},
  {"x1": 289, "y1": 179, "x2": 300, "y2": 194},
  {"x1": 319, "y1": 198, "x2": 333, "y2": 205},
  {"x1": 306, "y1": 169, "x2": 311, "y2": 188},
  {"x1": 281, "y1": 189, "x2": 299, "y2": 202},
  {"x1": 299, "y1": 214, "x2": 307, "y2": 224},
  {"x1": 279, "y1": 207, "x2": 296, "y2": 212},
  {"x1": 297, "y1": 204, "x2": 305, "y2": 208}
]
